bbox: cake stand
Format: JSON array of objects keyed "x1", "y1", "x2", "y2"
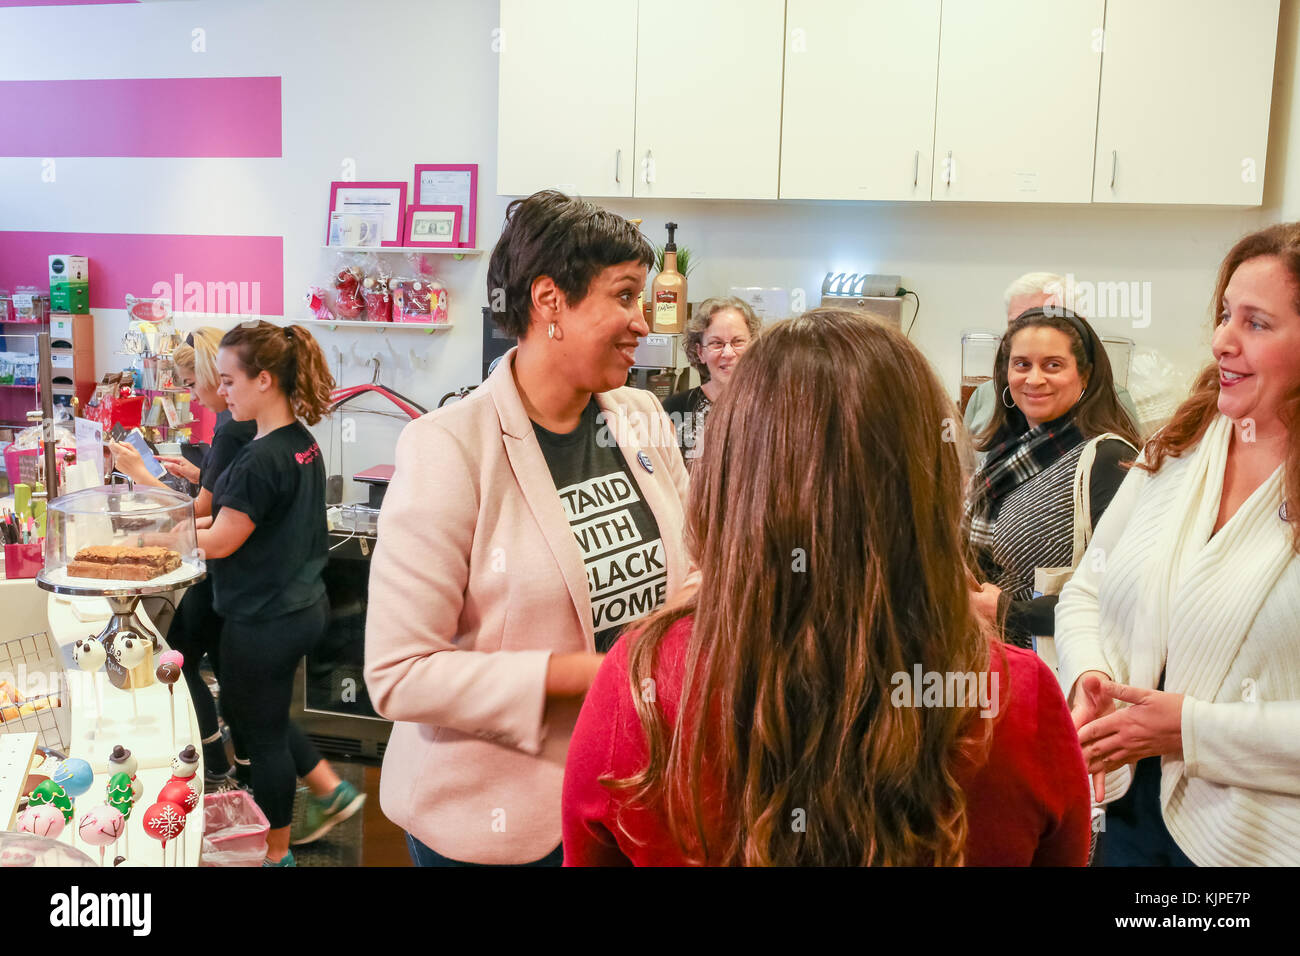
[{"x1": 36, "y1": 561, "x2": 206, "y2": 690}]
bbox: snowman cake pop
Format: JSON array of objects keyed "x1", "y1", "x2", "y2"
[
  {"x1": 73, "y1": 637, "x2": 106, "y2": 671},
  {"x1": 108, "y1": 746, "x2": 144, "y2": 801},
  {"x1": 170, "y1": 746, "x2": 201, "y2": 786}
]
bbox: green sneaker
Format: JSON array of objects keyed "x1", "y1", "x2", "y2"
[
  {"x1": 290, "y1": 781, "x2": 366, "y2": 846},
  {"x1": 262, "y1": 849, "x2": 296, "y2": 867}
]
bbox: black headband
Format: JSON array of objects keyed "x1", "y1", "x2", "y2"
[{"x1": 1010, "y1": 306, "x2": 1095, "y2": 365}]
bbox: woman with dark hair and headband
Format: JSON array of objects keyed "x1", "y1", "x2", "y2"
[{"x1": 967, "y1": 308, "x2": 1140, "y2": 647}]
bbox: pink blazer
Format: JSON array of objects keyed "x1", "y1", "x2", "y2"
[{"x1": 364, "y1": 348, "x2": 691, "y2": 864}]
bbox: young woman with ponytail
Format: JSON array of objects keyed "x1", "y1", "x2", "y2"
[{"x1": 195, "y1": 321, "x2": 364, "y2": 866}]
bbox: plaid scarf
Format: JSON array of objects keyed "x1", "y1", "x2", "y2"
[{"x1": 966, "y1": 417, "x2": 1086, "y2": 551}]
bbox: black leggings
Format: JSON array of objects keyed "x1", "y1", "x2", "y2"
[
  {"x1": 166, "y1": 578, "x2": 242, "y2": 772},
  {"x1": 218, "y1": 597, "x2": 328, "y2": 829}
]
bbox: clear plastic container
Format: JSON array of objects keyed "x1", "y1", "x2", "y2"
[
  {"x1": 41, "y1": 485, "x2": 202, "y2": 589},
  {"x1": 960, "y1": 330, "x2": 1002, "y2": 412},
  {"x1": 1101, "y1": 335, "x2": 1135, "y2": 388}
]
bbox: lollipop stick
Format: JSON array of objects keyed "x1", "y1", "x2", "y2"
[
  {"x1": 99, "y1": 846, "x2": 105, "y2": 867},
  {"x1": 130, "y1": 683, "x2": 138, "y2": 720},
  {"x1": 169, "y1": 688, "x2": 176, "y2": 751}
]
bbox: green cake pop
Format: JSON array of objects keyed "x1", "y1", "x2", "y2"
[
  {"x1": 107, "y1": 771, "x2": 135, "y2": 819},
  {"x1": 29, "y1": 779, "x2": 74, "y2": 822}
]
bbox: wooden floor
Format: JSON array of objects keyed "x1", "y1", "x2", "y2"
[{"x1": 357, "y1": 763, "x2": 412, "y2": 866}]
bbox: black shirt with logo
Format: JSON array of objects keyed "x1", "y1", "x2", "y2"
[
  {"x1": 532, "y1": 398, "x2": 667, "y2": 652},
  {"x1": 209, "y1": 421, "x2": 327, "y2": 621}
]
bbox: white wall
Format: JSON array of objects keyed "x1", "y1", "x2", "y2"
[{"x1": 2, "y1": 0, "x2": 1299, "y2": 500}]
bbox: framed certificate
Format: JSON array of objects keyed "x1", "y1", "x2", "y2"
[
  {"x1": 326, "y1": 181, "x2": 408, "y2": 247},
  {"x1": 413, "y1": 164, "x2": 477, "y2": 248},
  {"x1": 404, "y1": 205, "x2": 463, "y2": 248}
]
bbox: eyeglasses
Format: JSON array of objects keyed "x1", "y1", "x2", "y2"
[{"x1": 701, "y1": 338, "x2": 750, "y2": 357}]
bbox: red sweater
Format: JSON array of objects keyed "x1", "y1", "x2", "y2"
[{"x1": 562, "y1": 616, "x2": 1091, "y2": 866}]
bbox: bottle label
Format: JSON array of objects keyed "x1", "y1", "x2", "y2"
[{"x1": 654, "y1": 291, "x2": 679, "y2": 330}]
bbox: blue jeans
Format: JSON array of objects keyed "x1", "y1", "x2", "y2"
[
  {"x1": 405, "y1": 833, "x2": 563, "y2": 868},
  {"x1": 1094, "y1": 756, "x2": 1195, "y2": 867}
]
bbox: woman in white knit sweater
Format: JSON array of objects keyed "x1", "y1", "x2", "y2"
[{"x1": 1056, "y1": 222, "x2": 1300, "y2": 867}]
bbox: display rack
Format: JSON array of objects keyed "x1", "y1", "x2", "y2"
[
  {"x1": 322, "y1": 245, "x2": 482, "y2": 260},
  {"x1": 305, "y1": 319, "x2": 454, "y2": 333}
]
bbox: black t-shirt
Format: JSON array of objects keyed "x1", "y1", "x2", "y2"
[
  {"x1": 209, "y1": 421, "x2": 327, "y2": 621},
  {"x1": 532, "y1": 398, "x2": 668, "y2": 652},
  {"x1": 201, "y1": 417, "x2": 256, "y2": 492}
]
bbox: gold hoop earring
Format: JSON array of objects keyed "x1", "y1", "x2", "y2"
[{"x1": 548, "y1": 322, "x2": 556, "y2": 340}]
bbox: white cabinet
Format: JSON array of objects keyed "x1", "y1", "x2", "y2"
[
  {"x1": 780, "y1": 0, "x2": 940, "y2": 201},
  {"x1": 632, "y1": 0, "x2": 785, "y2": 200},
  {"x1": 497, "y1": 0, "x2": 638, "y2": 197},
  {"x1": 931, "y1": 0, "x2": 1105, "y2": 203},
  {"x1": 1092, "y1": 0, "x2": 1280, "y2": 206}
]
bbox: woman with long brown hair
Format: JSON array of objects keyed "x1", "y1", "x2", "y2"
[
  {"x1": 562, "y1": 308, "x2": 1090, "y2": 866},
  {"x1": 967, "y1": 309, "x2": 1141, "y2": 647},
  {"x1": 1059, "y1": 222, "x2": 1300, "y2": 866}
]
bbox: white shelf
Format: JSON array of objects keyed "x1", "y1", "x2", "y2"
[
  {"x1": 323, "y1": 245, "x2": 482, "y2": 257},
  {"x1": 305, "y1": 320, "x2": 455, "y2": 332}
]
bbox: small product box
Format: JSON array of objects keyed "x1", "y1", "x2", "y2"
[{"x1": 49, "y1": 255, "x2": 89, "y2": 314}]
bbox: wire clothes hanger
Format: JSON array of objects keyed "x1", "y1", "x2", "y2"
[{"x1": 328, "y1": 355, "x2": 427, "y2": 420}]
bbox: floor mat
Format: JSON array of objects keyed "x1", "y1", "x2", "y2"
[{"x1": 290, "y1": 761, "x2": 367, "y2": 867}]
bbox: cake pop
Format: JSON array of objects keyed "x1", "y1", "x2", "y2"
[
  {"x1": 17, "y1": 803, "x2": 66, "y2": 838},
  {"x1": 112, "y1": 634, "x2": 150, "y2": 669},
  {"x1": 73, "y1": 637, "x2": 108, "y2": 727},
  {"x1": 142, "y1": 800, "x2": 186, "y2": 867},
  {"x1": 73, "y1": 637, "x2": 106, "y2": 671},
  {"x1": 107, "y1": 771, "x2": 135, "y2": 858},
  {"x1": 156, "y1": 660, "x2": 182, "y2": 748},
  {"x1": 158, "y1": 778, "x2": 199, "y2": 814},
  {"x1": 108, "y1": 746, "x2": 143, "y2": 801},
  {"x1": 51, "y1": 758, "x2": 94, "y2": 799},
  {"x1": 28, "y1": 780, "x2": 74, "y2": 822},
  {"x1": 77, "y1": 805, "x2": 125, "y2": 866},
  {"x1": 167, "y1": 745, "x2": 203, "y2": 865},
  {"x1": 158, "y1": 649, "x2": 184, "y2": 670}
]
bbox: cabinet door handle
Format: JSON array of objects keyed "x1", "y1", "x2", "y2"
[
  {"x1": 1110, "y1": 149, "x2": 1117, "y2": 189},
  {"x1": 615, "y1": 149, "x2": 621, "y2": 184},
  {"x1": 913, "y1": 150, "x2": 919, "y2": 187},
  {"x1": 946, "y1": 150, "x2": 953, "y2": 186},
  {"x1": 644, "y1": 149, "x2": 655, "y2": 185}
]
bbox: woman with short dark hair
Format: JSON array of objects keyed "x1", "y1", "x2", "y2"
[{"x1": 365, "y1": 190, "x2": 691, "y2": 866}]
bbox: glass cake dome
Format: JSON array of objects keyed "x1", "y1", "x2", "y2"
[{"x1": 39, "y1": 485, "x2": 204, "y2": 593}]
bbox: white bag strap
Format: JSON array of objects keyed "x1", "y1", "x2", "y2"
[{"x1": 1070, "y1": 432, "x2": 1135, "y2": 567}]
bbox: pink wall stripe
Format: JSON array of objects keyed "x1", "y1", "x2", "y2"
[
  {"x1": 0, "y1": 77, "x2": 281, "y2": 157},
  {"x1": 0, "y1": 1, "x2": 137, "y2": 6},
  {"x1": 0, "y1": 231, "x2": 284, "y2": 316}
]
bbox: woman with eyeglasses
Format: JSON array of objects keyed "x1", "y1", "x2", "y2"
[
  {"x1": 662, "y1": 296, "x2": 761, "y2": 468},
  {"x1": 107, "y1": 326, "x2": 257, "y2": 792}
]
